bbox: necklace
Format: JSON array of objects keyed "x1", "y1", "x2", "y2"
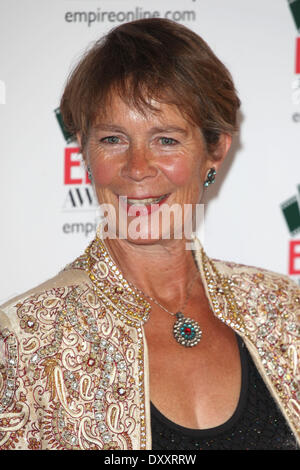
[
  {"x1": 128, "y1": 271, "x2": 202, "y2": 348},
  {"x1": 95, "y1": 226, "x2": 202, "y2": 347}
]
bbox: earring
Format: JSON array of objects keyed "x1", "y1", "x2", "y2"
[
  {"x1": 204, "y1": 168, "x2": 216, "y2": 187},
  {"x1": 87, "y1": 166, "x2": 93, "y2": 182}
]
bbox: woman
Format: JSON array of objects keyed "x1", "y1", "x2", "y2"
[{"x1": 0, "y1": 19, "x2": 299, "y2": 450}]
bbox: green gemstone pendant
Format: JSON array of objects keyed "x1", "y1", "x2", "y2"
[{"x1": 173, "y1": 312, "x2": 202, "y2": 347}]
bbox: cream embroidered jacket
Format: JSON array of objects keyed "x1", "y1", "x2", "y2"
[{"x1": 0, "y1": 237, "x2": 299, "y2": 450}]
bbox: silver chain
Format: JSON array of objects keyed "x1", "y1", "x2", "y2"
[{"x1": 127, "y1": 270, "x2": 200, "y2": 317}]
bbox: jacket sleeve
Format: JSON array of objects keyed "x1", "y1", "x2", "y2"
[{"x1": 0, "y1": 309, "x2": 39, "y2": 450}]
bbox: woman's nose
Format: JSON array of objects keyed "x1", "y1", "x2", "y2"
[{"x1": 121, "y1": 145, "x2": 158, "y2": 181}]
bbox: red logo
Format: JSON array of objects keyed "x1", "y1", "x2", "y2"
[
  {"x1": 296, "y1": 37, "x2": 300, "y2": 74},
  {"x1": 289, "y1": 240, "x2": 300, "y2": 275},
  {"x1": 64, "y1": 147, "x2": 91, "y2": 185}
]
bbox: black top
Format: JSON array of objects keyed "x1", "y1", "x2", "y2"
[{"x1": 150, "y1": 337, "x2": 297, "y2": 450}]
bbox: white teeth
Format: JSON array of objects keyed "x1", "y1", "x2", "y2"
[{"x1": 127, "y1": 195, "x2": 167, "y2": 205}]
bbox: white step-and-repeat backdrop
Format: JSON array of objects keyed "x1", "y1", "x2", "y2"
[{"x1": 1, "y1": 0, "x2": 300, "y2": 302}]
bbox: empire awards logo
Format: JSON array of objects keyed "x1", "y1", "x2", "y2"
[
  {"x1": 280, "y1": 2, "x2": 300, "y2": 285},
  {"x1": 55, "y1": 108, "x2": 101, "y2": 238},
  {"x1": 281, "y1": 185, "x2": 300, "y2": 284},
  {"x1": 55, "y1": 108, "x2": 98, "y2": 212}
]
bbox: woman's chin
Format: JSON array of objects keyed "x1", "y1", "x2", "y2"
[{"x1": 117, "y1": 221, "x2": 187, "y2": 245}]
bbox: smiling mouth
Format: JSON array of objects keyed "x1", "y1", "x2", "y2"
[
  {"x1": 117, "y1": 194, "x2": 170, "y2": 215},
  {"x1": 126, "y1": 194, "x2": 169, "y2": 206}
]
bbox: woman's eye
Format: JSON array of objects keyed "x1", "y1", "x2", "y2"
[
  {"x1": 160, "y1": 137, "x2": 178, "y2": 145},
  {"x1": 100, "y1": 136, "x2": 120, "y2": 144}
]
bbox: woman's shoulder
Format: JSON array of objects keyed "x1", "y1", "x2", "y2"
[
  {"x1": 207, "y1": 257, "x2": 299, "y2": 326},
  {"x1": 0, "y1": 262, "x2": 91, "y2": 329},
  {"x1": 212, "y1": 257, "x2": 299, "y2": 293}
]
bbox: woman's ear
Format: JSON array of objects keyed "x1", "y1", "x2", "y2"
[
  {"x1": 203, "y1": 134, "x2": 232, "y2": 187},
  {"x1": 208, "y1": 133, "x2": 232, "y2": 171}
]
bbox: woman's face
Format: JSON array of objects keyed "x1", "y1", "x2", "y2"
[{"x1": 83, "y1": 95, "x2": 228, "y2": 244}]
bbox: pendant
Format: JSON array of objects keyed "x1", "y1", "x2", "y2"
[{"x1": 173, "y1": 312, "x2": 202, "y2": 348}]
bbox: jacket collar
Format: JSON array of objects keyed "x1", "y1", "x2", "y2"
[{"x1": 66, "y1": 234, "x2": 247, "y2": 337}]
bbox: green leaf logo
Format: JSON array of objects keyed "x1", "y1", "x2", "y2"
[
  {"x1": 281, "y1": 190, "x2": 300, "y2": 235},
  {"x1": 288, "y1": 0, "x2": 300, "y2": 32},
  {"x1": 54, "y1": 107, "x2": 76, "y2": 143}
]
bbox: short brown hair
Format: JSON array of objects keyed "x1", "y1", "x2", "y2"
[{"x1": 60, "y1": 18, "x2": 240, "y2": 151}]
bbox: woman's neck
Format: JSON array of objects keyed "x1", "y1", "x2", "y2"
[{"x1": 104, "y1": 237, "x2": 199, "y2": 308}]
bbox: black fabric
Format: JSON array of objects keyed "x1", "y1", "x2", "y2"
[{"x1": 150, "y1": 337, "x2": 297, "y2": 450}]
